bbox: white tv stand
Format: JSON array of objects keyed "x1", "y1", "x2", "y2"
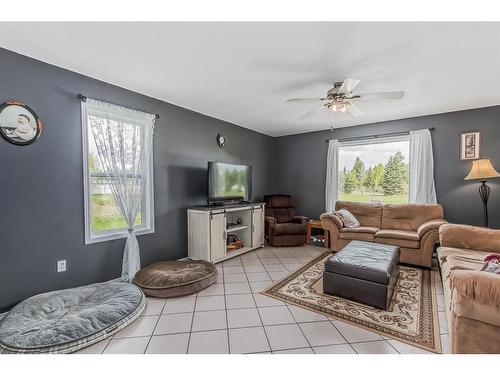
[{"x1": 188, "y1": 203, "x2": 265, "y2": 263}]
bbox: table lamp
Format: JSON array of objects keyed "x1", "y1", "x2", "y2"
[{"x1": 465, "y1": 158, "x2": 500, "y2": 227}]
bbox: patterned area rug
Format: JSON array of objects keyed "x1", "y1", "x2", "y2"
[{"x1": 262, "y1": 252, "x2": 441, "y2": 353}]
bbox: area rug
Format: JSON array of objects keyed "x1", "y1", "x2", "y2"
[{"x1": 262, "y1": 252, "x2": 441, "y2": 353}]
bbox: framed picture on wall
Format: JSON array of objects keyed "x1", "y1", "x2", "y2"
[
  {"x1": 460, "y1": 130, "x2": 480, "y2": 160},
  {"x1": 0, "y1": 100, "x2": 42, "y2": 146}
]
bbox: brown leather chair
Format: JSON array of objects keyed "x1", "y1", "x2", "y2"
[{"x1": 264, "y1": 195, "x2": 308, "y2": 246}]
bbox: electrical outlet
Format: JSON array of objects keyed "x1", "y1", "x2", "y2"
[{"x1": 57, "y1": 260, "x2": 67, "y2": 272}]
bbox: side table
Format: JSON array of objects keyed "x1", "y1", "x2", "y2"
[{"x1": 306, "y1": 219, "x2": 329, "y2": 248}]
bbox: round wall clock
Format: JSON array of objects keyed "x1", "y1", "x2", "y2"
[
  {"x1": 0, "y1": 100, "x2": 42, "y2": 146},
  {"x1": 216, "y1": 133, "x2": 225, "y2": 148}
]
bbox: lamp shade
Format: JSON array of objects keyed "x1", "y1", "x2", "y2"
[{"x1": 465, "y1": 159, "x2": 500, "y2": 180}]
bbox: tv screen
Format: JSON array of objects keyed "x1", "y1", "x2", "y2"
[{"x1": 208, "y1": 162, "x2": 252, "y2": 204}]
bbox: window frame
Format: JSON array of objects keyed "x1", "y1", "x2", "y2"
[
  {"x1": 81, "y1": 101, "x2": 155, "y2": 245},
  {"x1": 337, "y1": 134, "x2": 410, "y2": 203}
]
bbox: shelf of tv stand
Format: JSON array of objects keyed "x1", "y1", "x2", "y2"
[
  {"x1": 226, "y1": 225, "x2": 249, "y2": 233},
  {"x1": 187, "y1": 203, "x2": 265, "y2": 264},
  {"x1": 223, "y1": 246, "x2": 258, "y2": 260}
]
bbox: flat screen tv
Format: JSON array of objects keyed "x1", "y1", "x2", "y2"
[{"x1": 208, "y1": 162, "x2": 252, "y2": 205}]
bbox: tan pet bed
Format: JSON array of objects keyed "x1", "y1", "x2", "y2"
[{"x1": 133, "y1": 260, "x2": 217, "y2": 298}]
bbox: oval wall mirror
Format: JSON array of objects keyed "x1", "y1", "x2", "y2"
[{"x1": 0, "y1": 100, "x2": 42, "y2": 146}]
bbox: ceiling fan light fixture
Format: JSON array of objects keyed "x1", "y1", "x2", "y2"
[
  {"x1": 330, "y1": 102, "x2": 348, "y2": 112},
  {"x1": 288, "y1": 79, "x2": 404, "y2": 119}
]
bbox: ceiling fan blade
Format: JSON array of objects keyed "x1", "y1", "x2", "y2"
[
  {"x1": 347, "y1": 102, "x2": 364, "y2": 117},
  {"x1": 338, "y1": 78, "x2": 360, "y2": 94},
  {"x1": 286, "y1": 98, "x2": 326, "y2": 103},
  {"x1": 349, "y1": 91, "x2": 404, "y2": 100},
  {"x1": 301, "y1": 104, "x2": 327, "y2": 119}
]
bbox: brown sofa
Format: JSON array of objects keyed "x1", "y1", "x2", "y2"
[
  {"x1": 320, "y1": 201, "x2": 447, "y2": 267},
  {"x1": 437, "y1": 224, "x2": 500, "y2": 354},
  {"x1": 264, "y1": 195, "x2": 308, "y2": 246}
]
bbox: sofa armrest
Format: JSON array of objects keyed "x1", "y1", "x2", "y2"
[
  {"x1": 320, "y1": 213, "x2": 343, "y2": 230},
  {"x1": 439, "y1": 224, "x2": 500, "y2": 253},
  {"x1": 451, "y1": 270, "x2": 500, "y2": 327},
  {"x1": 265, "y1": 216, "x2": 277, "y2": 235},
  {"x1": 453, "y1": 270, "x2": 500, "y2": 307},
  {"x1": 417, "y1": 219, "x2": 448, "y2": 238},
  {"x1": 320, "y1": 213, "x2": 343, "y2": 251},
  {"x1": 291, "y1": 216, "x2": 308, "y2": 225}
]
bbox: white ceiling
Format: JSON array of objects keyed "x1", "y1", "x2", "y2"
[{"x1": 0, "y1": 22, "x2": 499, "y2": 136}]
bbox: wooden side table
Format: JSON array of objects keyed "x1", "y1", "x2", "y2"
[{"x1": 306, "y1": 219, "x2": 329, "y2": 248}]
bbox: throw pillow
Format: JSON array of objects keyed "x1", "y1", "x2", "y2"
[
  {"x1": 484, "y1": 254, "x2": 500, "y2": 263},
  {"x1": 480, "y1": 261, "x2": 500, "y2": 275},
  {"x1": 334, "y1": 209, "x2": 360, "y2": 228},
  {"x1": 480, "y1": 254, "x2": 500, "y2": 275}
]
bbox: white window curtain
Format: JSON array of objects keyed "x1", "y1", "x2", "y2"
[
  {"x1": 84, "y1": 98, "x2": 155, "y2": 282},
  {"x1": 409, "y1": 129, "x2": 437, "y2": 204},
  {"x1": 325, "y1": 139, "x2": 339, "y2": 212}
]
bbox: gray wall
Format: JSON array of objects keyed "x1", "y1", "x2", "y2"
[
  {"x1": 1, "y1": 45, "x2": 499, "y2": 311},
  {"x1": 0, "y1": 48, "x2": 273, "y2": 310},
  {"x1": 271, "y1": 106, "x2": 500, "y2": 229}
]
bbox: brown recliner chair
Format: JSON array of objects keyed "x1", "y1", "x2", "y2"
[{"x1": 264, "y1": 195, "x2": 308, "y2": 246}]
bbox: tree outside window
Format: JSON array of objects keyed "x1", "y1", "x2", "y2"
[{"x1": 338, "y1": 138, "x2": 410, "y2": 204}]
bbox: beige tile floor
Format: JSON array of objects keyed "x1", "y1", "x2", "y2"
[{"x1": 76, "y1": 244, "x2": 450, "y2": 354}]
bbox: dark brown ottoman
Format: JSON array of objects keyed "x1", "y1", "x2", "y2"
[{"x1": 323, "y1": 240, "x2": 400, "y2": 310}]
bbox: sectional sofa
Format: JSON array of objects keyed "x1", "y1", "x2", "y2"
[
  {"x1": 437, "y1": 224, "x2": 500, "y2": 354},
  {"x1": 320, "y1": 201, "x2": 447, "y2": 267}
]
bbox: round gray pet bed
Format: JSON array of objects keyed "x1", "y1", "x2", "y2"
[
  {"x1": 133, "y1": 260, "x2": 217, "y2": 298},
  {"x1": 0, "y1": 280, "x2": 145, "y2": 354}
]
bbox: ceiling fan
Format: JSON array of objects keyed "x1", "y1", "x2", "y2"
[{"x1": 286, "y1": 79, "x2": 404, "y2": 118}]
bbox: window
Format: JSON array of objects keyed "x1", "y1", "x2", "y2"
[
  {"x1": 82, "y1": 100, "x2": 154, "y2": 244},
  {"x1": 338, "y1": 135, "x2": 410, "y2": 204}
]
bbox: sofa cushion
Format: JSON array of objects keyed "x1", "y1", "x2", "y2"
[
  {"x1": 269, "y1": 208, "x2": 295, "y2": 223},
  {"x1": 269, "y1": 234, "x2": 306, "y2": 247},
  {"x1": 375, "y1": 229, "x2": 421, "y2": 250},
  {"x1": 375, "y1": 237, "x2": 420, "y2": 249},
  {"x1": 437, "y1": 246, "x2": 487, "y2": 283},
  {"x1": 264, "y1": 195, "x2": 297, "y2": 223},
  {"x1": 376, "y1": 229, "x2": 420, "y2": 241},
  {"x1": 437, "y1": 247, "x2": 488, "y2": 266},
  {"x1": 335, "y1": 201, "x2": 382, "y2": 229},
  {"x1": 273, "y1": 222, "x2": 307, "y2": 236},
  {"x1": 340, "y1": 226, "x2": 379, "y2": 235},
  {"x1": 265, "y1": 194, "x2": 294, "y2": 208},
  {"x1": 339, "y1": 232, "x2": 376, "y2": 242},
  {"x1": 339, "y1": 225, "x2": 378, "y2": 240},
  {"x1": 446, "y1": 255, "x2": 484, "y2": 272},
  {"x1": 381, "y1": 204, "x2": 444, "y2": 231}
]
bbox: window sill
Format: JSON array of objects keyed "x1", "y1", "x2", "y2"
[{"x1": 85, "y1": 227, "x2": 154, "y2": 245}]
